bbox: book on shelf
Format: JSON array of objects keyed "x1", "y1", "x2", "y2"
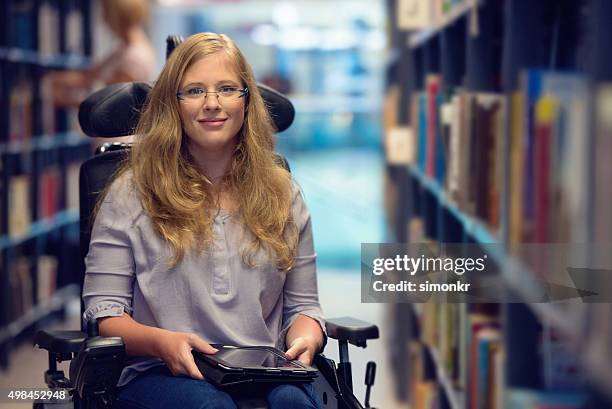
[
  {"x1": 408, "y1": 216, "x2": 426, "y2": 247},
  {"x1": 414, "y1": 381, "x2": 437, "y2": 409},
  {"x1": 539, "y1": 71, "x2": 588, "y2": 243},
  {"x1": 455, "y1": 91, "x2": 473, "y2": 212},
  {"x1": 509, "y1": 91, "x2": 525, "y2": 245},
  {"x1": 385, "y1": 126, "x2": 415, "y2": 165},
  {"x1": 408, "y1": 341, "x2": 425, "y2": 399},
  {"x1": 37, "y1": 255, "x2": 58, "y2": 304},
  {"x1": 40, "y1": 74, "x2": 57, "y2": 136},
  {"x1": 446, "y1": 92, "x2": 463, "y2": 204},
  {"x1": 520, "y1": 70, "x2": 541, "y2": 242},
  {"x1": 8, "y1": 257, "x2": 33, "y2": 321},
  {"x1": 436, "y1": 90, "x2": 449, "y2": 186},
  {"x1": 516, "y1": 70, "x2": 589, "y2": 243},
  {"x1": 533, "y1": 96, "x2": 555, "y2": 243},
  {"x1": 426, "y1": 75, "x2": 441, "y2": 179},
  {"x1": 467, "y1": 313, "x2": 501, "y2": 409},
  {"x1": 9, "y1": 0, "x2": 36, "y2": 50},
  {"x1": 65, "y1": 6, "x2": 84, "y2": 55},
  {"x1": 38, "y1": 165, "x2": 61, "y2": 220},
  {"x1": 416, "y1": 91, "x2": 428, "y2": 174},
  {"x1": 383, "y1": 84, "x2": 400, "y2": 131},
  {"x1": 539, "y1": 323, "x2": 583, "y2": 390},
  {"x1": 468, "y1": 326, "x2": 502, "y2": 409},
  {"x1": 8, "y1": 174, "x2": 32, "y2": 238},
  {"x1": 38, "y1": 0, "x2": 60, "y2": 56},
  {"x1": 412, "y1": 77, "x2": 450, "y2": 186},
  {"x1": 469, "y1": 93, "x2": 505, "y2": 231},
  {"x1": 9, "y1": 79, "x2": 33, "y2": 142}
]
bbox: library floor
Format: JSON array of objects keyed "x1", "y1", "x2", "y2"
[{"x1": 0, "y1": 148, "x2": 409, "y2": 408}]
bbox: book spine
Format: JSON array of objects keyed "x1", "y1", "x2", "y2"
[
  {"x1": 533, "y1": 96, "x2": 556, "y2": 242},
  {"x1": 426, "y1": 77, "x2": 440, "y2": 177}
]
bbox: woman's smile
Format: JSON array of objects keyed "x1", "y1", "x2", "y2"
[{"x1": 198, "y1": 118, "x2": 227, "y2": 128}]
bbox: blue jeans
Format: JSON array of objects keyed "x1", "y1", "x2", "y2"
[{"x1": 114, "y1": 365, "x2": 321, "y2": 409}]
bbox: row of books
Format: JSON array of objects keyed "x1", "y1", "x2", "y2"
[
  {"x1": 410, "y1": 300, "x2": 586, "y2": 409},
  {"x1": 7, "y1": 254, "x2": 58, "y2": 322},
  {"x1": 5, "y1": 162, "x2": 80, "y2": 238},
  {"x1": 404, "y1": 70, "x2": 591, "y2": 243},
  {"x1": 409, "y1": 75, "x2": 505, "y2": 235},
  {"x1": 4, "y1": 0, "x2": 84, "y2": 54},
  {"x1": 8, "y1": 72, "x2": 63, "y2": 142}
]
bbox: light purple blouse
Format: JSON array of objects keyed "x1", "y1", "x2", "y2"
[{"x1": 82, "y1": 173, "x2": 326, "y2": 386}]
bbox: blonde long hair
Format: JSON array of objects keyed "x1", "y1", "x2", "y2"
[
  {"x1": 102, "y1": 0, "x2": 150, "y2": 34},
  {"x1": 114, "y1": 32, "x2": 297, "y2": 270}
]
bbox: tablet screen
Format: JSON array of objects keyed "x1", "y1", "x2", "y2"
[{"x1": 215, "y1": 347, "x2": 303, "y2": 369}]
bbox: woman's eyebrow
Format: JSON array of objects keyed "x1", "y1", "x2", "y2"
[{"x1": 181, "y1": 80, "x2": 240, "y2": 88}]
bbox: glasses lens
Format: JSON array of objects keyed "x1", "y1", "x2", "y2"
[
  {"x1": 179, "y1": 87, "x2": 244, "y2": 102},
  {"x1": 218, "y1": 87, "x2": 239, "y2": 101}
]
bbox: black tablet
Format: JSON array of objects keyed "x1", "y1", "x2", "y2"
[{"x1": 192, "y1": 345, "x2": 318, "y2": 387}]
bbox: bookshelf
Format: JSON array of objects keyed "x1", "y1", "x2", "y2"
[
  {"x1": 386, "y1": 0, "x2": 612, "y2": 408},
  {"x1": 0, "y1": 0, "x2": 92, "y2": 368}
]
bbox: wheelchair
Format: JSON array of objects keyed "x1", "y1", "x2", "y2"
[{"x1": 32, "y1": 36, "x2": 380, "y2": 409}]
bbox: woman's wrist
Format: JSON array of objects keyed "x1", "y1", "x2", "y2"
[{"x1": 150, "y1": 327, "x2": 174, "y2": 358}]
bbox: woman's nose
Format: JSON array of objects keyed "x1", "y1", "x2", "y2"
[{"x1": 203, "y1": 93, "x2": 221, "y2": 110}]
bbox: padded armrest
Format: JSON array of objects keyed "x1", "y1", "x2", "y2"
[
  {"x1": 34, "y1": 330, "x2": 87, "y2": 354},
  {"x1": 69, "y1": 335, "x2": 126, "y2": 400},
  {"x1": 325, "y1": 317, "x2": 379, "y2": 348}
]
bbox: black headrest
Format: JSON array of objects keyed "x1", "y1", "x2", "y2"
[{"x1": 78, "y1": 81, "x2": 295, "y2": 138}]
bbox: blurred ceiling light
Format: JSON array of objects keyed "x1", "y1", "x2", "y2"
[
  {"x1": 251, "y1": 24, "x2": 278, "y2": 46},
  {"x1": 363, "y1": 30, "x2": 386, "y2": 50},
  {"x1": 320, "y1": 28, "x2": 356, "y2": 50},
  {"x1": 157, "y1": 0, "x2": 186, "y2": 6},
  {"x1": 277, "y1": 27, "x2": 318, "y2": 49},
  {"x1": 272, "y1": 2, "x2": 299, "y2": 27}
]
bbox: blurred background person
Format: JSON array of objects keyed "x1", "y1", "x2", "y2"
[{"x1": 48, "y1": 0, "x2": 156, "y2": 144}]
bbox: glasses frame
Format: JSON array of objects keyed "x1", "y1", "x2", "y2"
[{"x1": 176, "y1": 86, "x2": 249, "y2": 102}]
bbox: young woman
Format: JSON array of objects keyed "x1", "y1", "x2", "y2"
[{"x1": 82, "y1": 32, "x2": 325, "y2": 409}]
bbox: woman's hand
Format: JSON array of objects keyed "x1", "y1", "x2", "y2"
[
  {"x1": 284, "y1": 336, "x2": 319, "y2": 366},
  {"x1": 154, "y1": 331, "x2": 218, "y2": 379}
]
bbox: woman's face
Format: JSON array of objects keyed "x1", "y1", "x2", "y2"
[{"x1": 177, "y1": 53, "x2": 246, "y2": 160}]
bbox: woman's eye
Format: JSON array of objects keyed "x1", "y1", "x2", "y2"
[
  {"x1": 219, "y1": 86, "x2": 238, "y2": 94},
  {"x1": 187, "y1": 87, "x2": 205, "y2": 95}
]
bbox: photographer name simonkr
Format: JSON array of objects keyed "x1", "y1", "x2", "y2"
[{"x1": 373, "y1": 280, "x2": 471, "y2": 292}]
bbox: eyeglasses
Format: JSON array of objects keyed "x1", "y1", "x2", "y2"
[{"x1": 176, "y1": 85, "x2": 249, "y2": 103}]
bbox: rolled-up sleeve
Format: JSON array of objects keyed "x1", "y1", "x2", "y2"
[
  {"x1": 279, "y1": 184, "x2": 327, "y2": 350},
  {"x1": 82, "y1": 181, "x2": 135, "y2": 326}
]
